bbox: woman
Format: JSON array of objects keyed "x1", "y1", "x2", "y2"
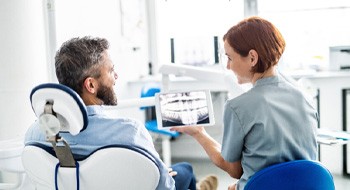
[{"x1": 171, "y1": 16, "x2": 318, "y2": 190}]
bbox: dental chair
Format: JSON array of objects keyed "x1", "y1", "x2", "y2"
[{"x1": 22, "y1": 83, "x2": 160, "y2": 190}]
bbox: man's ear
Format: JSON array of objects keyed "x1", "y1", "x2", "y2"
[
  {"x1": 249, "y1": 49, "x2": 258, "y2": 67},
  {"x1": 83, "y1": 77, "x2": 97, "y2": 94}
]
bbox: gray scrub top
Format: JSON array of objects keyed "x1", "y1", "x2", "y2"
[{"x1": 221, "y1": 74, "x2": 318, "y2": 190}]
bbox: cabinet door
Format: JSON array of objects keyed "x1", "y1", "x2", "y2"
[{"x1": 342, "y1": 89, "x2": 350, "y2": 176}]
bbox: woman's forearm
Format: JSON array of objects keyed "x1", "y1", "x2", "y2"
[{"x1": 193, "y1": 130, "x2": 243, "y2": 178}]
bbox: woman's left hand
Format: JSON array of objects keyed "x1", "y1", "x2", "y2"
[{"x1": 170, "y1": 126, "x2": 205, "y2": 137}]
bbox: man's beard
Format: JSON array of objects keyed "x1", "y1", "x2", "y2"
[{"x1": 96, "y1": 83, "x2": 118, "y2": 106}]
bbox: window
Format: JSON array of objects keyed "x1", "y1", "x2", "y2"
[
  {"x1": 258, "y1": 0, "x2": 350, "y2": 72},
  {"x1": 154, "y1": 0, "x2": 244, "y2": 70}
]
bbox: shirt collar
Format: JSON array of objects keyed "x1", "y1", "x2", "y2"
[
  {"x1": 86, "y1": 105, "x2": 106, "y2": 116},
  {"x1": 253, "y1": 73, "x2": 281, "y2": 87}
]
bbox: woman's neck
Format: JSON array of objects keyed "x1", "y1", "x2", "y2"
[{"x1": 251, "y1": 67, "x2": 276, "y2": 84}]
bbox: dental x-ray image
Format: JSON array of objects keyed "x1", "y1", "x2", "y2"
[{"x1": 155, "y1": 90, "x2": 215, "y2": 128}]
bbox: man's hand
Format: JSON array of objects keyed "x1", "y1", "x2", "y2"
[
  {"x1": 168, "y1": 167, "x2": 178, "y2": 177},
  {"x1": 228, "y1": 182, "x2": 237, "y2": 190}
]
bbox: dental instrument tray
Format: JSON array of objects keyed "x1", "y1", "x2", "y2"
[{"x1": 155, "y1": 89, "x2": 215, "y2": 129}]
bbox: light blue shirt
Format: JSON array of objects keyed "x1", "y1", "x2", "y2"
[
  {"x1": 221, "y1": 74, "x2": 318, "y2": 190},
  {"x1": 25, "y1": 105, "x2": 175, "y2": 190}
]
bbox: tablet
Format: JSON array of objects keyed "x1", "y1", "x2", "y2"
[{"x1": 155, "y1": 90, "x2": 215, "y2": 129}]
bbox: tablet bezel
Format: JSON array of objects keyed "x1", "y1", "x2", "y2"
[{"x1": 155, "y1": 89, "x2": 215, "y2": 129}]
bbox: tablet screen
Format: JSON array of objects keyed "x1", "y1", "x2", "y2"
[{"x1": 155, "y1": 90, "x2": 215, "y2": 128}]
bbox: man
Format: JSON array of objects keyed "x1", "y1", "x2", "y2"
[{"x1": 25, "y1": 36, "x2": 215, "y2": 190}]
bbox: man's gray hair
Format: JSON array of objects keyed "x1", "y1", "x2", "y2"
[{"x1": 55, "y1": 36, "x2": 109, "y2": 95}]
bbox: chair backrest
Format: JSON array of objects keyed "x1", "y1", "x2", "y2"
[
  {"x1": 22, "y1": 144, "x2": 160, "y2": 190},
  {"x1": 141, "y1": 83, "x2": 161, "y2": 99},
  {"x1": 244, "y1": 160, "x2": 335, "y2": 190}
]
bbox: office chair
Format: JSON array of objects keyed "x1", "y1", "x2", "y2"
[
  {"x1": 140, "y1": 83, "x2": 180, "y2": 166},
  {"x1": 244, "y1": 160, "x2": 335, "y2": 190},
  {"x1": 22, "y1": 83, "x2": 160, "y2": 190}
]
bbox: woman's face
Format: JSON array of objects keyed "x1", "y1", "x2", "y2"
[{"x1": 224, "y1": 40, "x2": 254, "y2": 84}]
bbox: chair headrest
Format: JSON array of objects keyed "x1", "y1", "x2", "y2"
[{"x1": 30, "y1": 83, "x2": 88, "y2": 136}]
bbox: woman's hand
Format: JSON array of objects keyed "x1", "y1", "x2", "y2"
[{"x1": 170, "y1": 126, "x2": 205, "y2": 137}]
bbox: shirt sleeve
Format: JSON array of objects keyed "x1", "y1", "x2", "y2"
[
  {"x1": 221, "y1": 102, "x2": 245, "y2": 162},
  {"x1": 24, "y1": 121, "x2": 47, "y2": 144}
]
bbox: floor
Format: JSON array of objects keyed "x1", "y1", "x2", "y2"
[{"x1": 173, "y1": 158, "x2": 350, "y2": 190}]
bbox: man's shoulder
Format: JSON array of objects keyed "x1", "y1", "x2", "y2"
[{"x1": 105, "y1": 117, "x2": 144, "y2": 127}]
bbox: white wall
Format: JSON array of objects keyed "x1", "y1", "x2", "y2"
[
  {"x1": 0, "y1": 0, "x2": 49, "y2": 140},
  {"x1": 303, "y1": 73, "x2": 350, "y2": 174},
  {"x1": 259, "y1": 0, "x2": 350, "y2": 71},
  {"x1": 0, "y1": 0, "x2": 150, "y2": 142},
  {"x1": 55, "y1": 0, "x2": 150, "y2": 103}
]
